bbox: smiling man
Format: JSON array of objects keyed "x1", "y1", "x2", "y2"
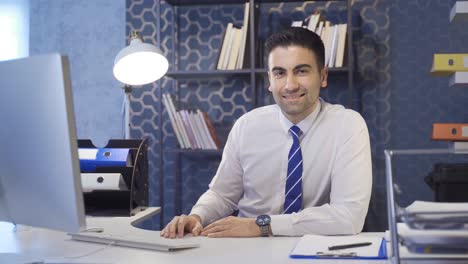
[{"x1": 161, "y1": 27, "x2": 372, "y2": 238}]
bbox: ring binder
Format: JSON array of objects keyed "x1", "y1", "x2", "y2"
[{"x1": 78, "y1": 139, "x2": 149, "y2": 216}]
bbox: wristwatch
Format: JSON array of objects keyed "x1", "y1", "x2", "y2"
[{"x1": 256, "y1": 214, "x2": 271, "y2": 237}]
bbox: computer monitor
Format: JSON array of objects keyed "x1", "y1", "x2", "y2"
[{"x1": 0, "y1": 53, "x2": 86, "y2": 233}]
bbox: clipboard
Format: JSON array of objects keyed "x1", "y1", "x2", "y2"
[{"x1": 289, "y1": 235, "x2": 387, "y2": 259}]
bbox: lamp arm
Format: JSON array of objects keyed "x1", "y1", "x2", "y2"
[{"x1": 123, "y1": 85, "x2": 132, "y2": 139}]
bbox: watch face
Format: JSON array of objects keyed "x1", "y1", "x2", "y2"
[{"x1": 256, "y1": 215, "x2": 271, "y2": 226}]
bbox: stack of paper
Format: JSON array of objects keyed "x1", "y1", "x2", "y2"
[{"x1": 399, "y1": 201, "x2": 468, "y2": 256}]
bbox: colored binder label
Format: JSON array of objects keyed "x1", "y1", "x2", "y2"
[{"x1": 430, "y1": 54, "x2": 468, "y2": 76}]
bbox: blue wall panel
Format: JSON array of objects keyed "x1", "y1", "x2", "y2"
[{"x1": 30, "y1": 0, "x2": 126, "y2": 146}]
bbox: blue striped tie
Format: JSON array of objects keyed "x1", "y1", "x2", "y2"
[{"x1": 284, "y1": 125, "x2": 303, "y2": 214}]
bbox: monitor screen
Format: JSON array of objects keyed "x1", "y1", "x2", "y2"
[{"x1": 0, "y1": 53, "x2": 86, "y2": 233}]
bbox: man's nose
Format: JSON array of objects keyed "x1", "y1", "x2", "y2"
[{"x1": 285, "y1": 74, "x2": 299, "y2": 91}]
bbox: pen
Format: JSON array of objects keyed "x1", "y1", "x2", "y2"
[{"x1": 328, "y1": 242, "x2": 372, "y2": 251}]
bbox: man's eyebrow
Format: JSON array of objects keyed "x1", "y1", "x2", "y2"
[
  {"x1": 270, "y1": 64, "x2": 313, "y2": 72},
  {"x1": 270, "y1": 66, "x2": 286, "y2": 72},
  {"x1": 293, "y1": 64, "x2": 312, "y2": 70}
]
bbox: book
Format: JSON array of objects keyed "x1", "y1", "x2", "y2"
[
  {"x1": 328, "y1": 24, "x2": 339, "y2": 68},
  {"x1": 216, "y1": 23, "x2": 233, "y2": 70},
  {"x1": 196, "y1": 110, "x2": 217, "y2": 149},
  {"x1": 321, "y1": 21, "x2": 333, "y2": 67},
  {"x1": 450, "y1": 1, "x2": 468, "y2": 23},
  {"x1": 307, "y1": 11, "x2": 322, "y2": 32},
  {"x1": 201, "y1": 111, "x2": 221, "y2": 149},
  {"x1": 430, "y1": 54, "x2": 468, "y2": 76},
  {"x1": 179, "y1": 110, "x2": 198, "y2": 149},
  {"x1": 449, "y1": 71, "x2": 468, "y2": 87},
  {"x1": 162, "y1": 93, "x2": 185, "y2": 148},
  {"x1": 227, "y1": 26, "x2": 242, "y2": 70},
  {"x1": 164, "y1": 93, "x2": 190, "y2": 148},
  {"x1": 236, "y1": 2, "x2": 250, "y2": 69},
  {"x1": 432, "y1": 123, "x2": 468, "y2": 141},
  {"x1": 290, "y1": 234, "x2": 386, "y2": 259},
  {"x1": 186, "y1": 110, "x2": 204, "y2": 149},
  {"x1": 191, "y1": 111, "x2": 210, "y2": 149},
  {"x1": 334, "y1": 24, "x2": 347, "y2": 68},
  {"x1": 315, "y1": 21, "x2": 324, "y2": 36},
  {"x1": 220, "y1": 23, "x2": 235, "y2": 70}
]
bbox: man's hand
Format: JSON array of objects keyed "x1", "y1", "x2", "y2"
[
  {"x1": 160, "y1": 214, "x2": 203, "y2": 239},
  {"x1": 201, "y1": 216, "x2": 261, "y2": 238}
]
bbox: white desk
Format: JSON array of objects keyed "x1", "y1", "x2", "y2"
[{"x1": 1, "y1": 208, "x2": 387, "y2": 264}]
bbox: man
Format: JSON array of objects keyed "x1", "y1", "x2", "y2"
[{"x1": 161, "y1": 27, "x2": 372, "y2": 238}]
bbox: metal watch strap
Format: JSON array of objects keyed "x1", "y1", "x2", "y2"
[{"x1": 259, "y1": 224, "x2": 269, "y2": 237}]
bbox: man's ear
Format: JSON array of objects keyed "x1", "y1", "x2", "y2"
[
  {"x1": 320, "y1": 67, "x2": 329, "y2": 88},
  {"x1": 267, "y1": 71, "x2": 272, "y2": 92}
]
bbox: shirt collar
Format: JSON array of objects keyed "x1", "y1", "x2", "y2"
[{"x1": 278, "y1": 98, "x2": 322, "y2": 137}]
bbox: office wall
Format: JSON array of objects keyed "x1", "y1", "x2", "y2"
[
  {"x1": 389, "y1": 1, "x2": 468, "y2": 206},
  {"x1": 30, "y1": 0, "x2": 126, "y2": 146}
]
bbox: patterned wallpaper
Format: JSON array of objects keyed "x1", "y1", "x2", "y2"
[
  {"x1": 30, "y1": 0, "x2": 126, "y2": 146},
  {"x1": 389, "y1": 0, "x2": 468, "y2": 206},
  {"x1": 126, "y1": 0, "x2": 468, "y2": 231}
]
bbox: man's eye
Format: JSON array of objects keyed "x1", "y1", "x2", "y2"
[
  {"x1": 273, "y1": 71, "x2": 285, "y2": 77},
  {"x1": 297, "y1": 69, "x2": 309, "y2": 75}
]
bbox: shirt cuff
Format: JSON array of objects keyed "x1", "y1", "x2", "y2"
[
  {"x1": 270, "y1": 214, "x2": 294, "y2": 236},
  {"x1": 189, "y1": 207, "x2": 214, "y2": 227},
  {"x1": 189, "y1": 208, "x2": 204, "y2": 225}
]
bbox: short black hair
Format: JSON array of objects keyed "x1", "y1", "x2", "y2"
[{"x1": 265, "y1": 27, "x2": 325, "y2": 70}]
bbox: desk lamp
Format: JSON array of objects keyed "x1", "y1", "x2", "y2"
[{"x1": 113, "y1": 30, "x2": 168, "y2": 139}]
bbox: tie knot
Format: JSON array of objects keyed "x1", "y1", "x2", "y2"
[{"x1": 289, "y1": 125, "x2": 301, "y2": 139}]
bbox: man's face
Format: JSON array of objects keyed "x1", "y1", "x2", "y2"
[{"x1": 268, "y1": 46, "x2": 328, "y2": 124}]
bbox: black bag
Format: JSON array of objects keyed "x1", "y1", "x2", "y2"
[{"x1": 424, "y1": 163, "x2": 468, "y2": 202}]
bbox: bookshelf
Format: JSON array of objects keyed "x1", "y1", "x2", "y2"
[{"x1": 157, "y1": 0, "x2": 355, "y2": 220}]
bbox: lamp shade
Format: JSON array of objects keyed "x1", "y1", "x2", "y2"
[{"x1": 113, "y1": 37, "x2": 168, "y2": 86}]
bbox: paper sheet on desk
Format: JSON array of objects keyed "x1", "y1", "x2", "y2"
[{"x1": 290, "y1": 235, "x2": 386, "y2": 259}]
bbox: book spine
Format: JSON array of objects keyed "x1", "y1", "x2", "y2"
[
  {"x1": 180, "y1": 110, "x2": 198, "y2": 149},
  {"x1": 162, "y1": 93, "x2": 185, "y2": 148},
  {"x1": 201, "y1": 111, "x2": 221, "y2": 149},
  {"x1": 217, "y1": 23, "x2": 233, "y2": 70},
  {"x1": 236, "y1": 2, "x2": 250, "y2": 69},
  {"x1": 197, "y1": 110, "x2": 217, "y2": 149},
  {"x1": 187, "y1": 110, "x2": 204, "y2": 149},
  {"x1": 164, "y1": 93, "x2": 190, "y2": 148},
  {"x1": 334, "y1": 24, "x2": 347, "y2": 68}
]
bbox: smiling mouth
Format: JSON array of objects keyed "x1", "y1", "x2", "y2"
[{"x1": 283, "y1": 93, "x2": 305, "y2": 99}]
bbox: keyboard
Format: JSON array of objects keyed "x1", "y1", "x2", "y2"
[{"x1": 69, "y1": 232, "x2": 200, "y2": 251}]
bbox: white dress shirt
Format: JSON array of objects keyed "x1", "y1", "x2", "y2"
[{"x1": 190, "y1": 98, "x2": 372, "y2": 236}]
